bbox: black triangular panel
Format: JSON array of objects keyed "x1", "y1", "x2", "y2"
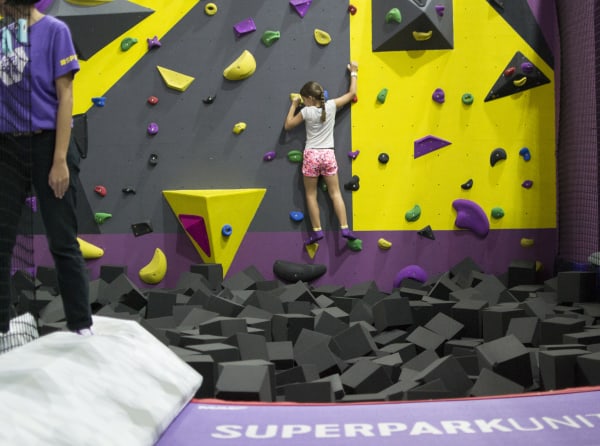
[
  {"x1": 372, "y1": 0, "x2": 454, "y2": 52},
  {"x1": 484, "y1": 51, "x2": 551, "y2": 102},
  {"x1": 46, "y1": 0, "x2": 154, "y2": 61}
]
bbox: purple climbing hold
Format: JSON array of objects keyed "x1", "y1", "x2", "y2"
[
  {"x1": 521, "y1": 62, "x2": 534, "y2": 73},
  {"x1": 452, "y1": 198, "x2": 490, "y2": 238},
  {"x1": 348, "y1": 150, "x2": 360, "y2": 160},
  {"x1": 25, "y1": 196, "x2": 37, "y2": 212},
  {"x1": 147, "y1": 36, "x2": 161, "y2": 50},
  {"x1": 432, "y1": 88, "x2": 445, "y2": 103},
  {"x1": 290, "y1": 0, "x2": 312, "y2": 17},
  {"x1": 233, "y1": 17, "x2": 256, "y2": 38},
  {"x1": 263, "y1": 151, "x2": 276, "y2": 161},
  {"x1": 522, "y1": 180, "x2": 533, "y2": 189},
  {"x1": 435, "y1": 4, "x2": 445, "y2": 16},
  {"x1": 393, "y1": 265, "x2": 427, "y2": 289},
  {"x1": 414, "y1": 135, "x2": 451, "y2": 158},
  {"x1": 147, "y1": 122, "x2": 159, "y2": 135}
]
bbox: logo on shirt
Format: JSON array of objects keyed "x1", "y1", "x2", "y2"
[{"x1": 0, "y1": 46, "x2": 28, "y2": 87}]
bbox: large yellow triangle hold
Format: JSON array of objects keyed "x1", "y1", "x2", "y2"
[
  {"x1": 157, "y1": 66, "x2": 195, "y2": 92},
  {"x1": 162, "y1": 189, "x2": 266, "y2": 276}
]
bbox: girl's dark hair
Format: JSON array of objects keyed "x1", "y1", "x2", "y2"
[
  {"x1": 6, "y1": 0, "x2": 38, "y2": 5},
  {"x1": 300, "y1": 81, "x2": 326, "y2": 122}
]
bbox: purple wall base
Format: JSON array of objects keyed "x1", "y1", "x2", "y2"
[{"x1": 34, "y1": 229, "x2": 557, "y2": 293}]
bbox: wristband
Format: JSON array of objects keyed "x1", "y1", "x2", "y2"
[{"x1": 351, "y1": 72, "x2": 358, "y2": 77}]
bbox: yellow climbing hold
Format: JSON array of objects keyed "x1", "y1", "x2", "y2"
[
  {"x1": 204, "y1": 2, "x2": 217, "y2": 15},
  {"x1": 77, "y1": 237, "x2": 104, "y2": 260},
  {"x1": 290, "y1": 93, "x2": 304, "y2": 104},
  {"x1": 513, "y1": 76, "x2": 528, "y2": 87},
  {"x1": 233, "y1": 122, "x2": 247, "y2": 134},
  {"x1": 535, "y1": 260, "x2": 543, "y2": 272},
  {"x1": 223, "y1": 50, "x2": 256, "y2": 81},
  {"x1": 314, "y1": 29, "x2": 332, "y2": 45},
  {"x1": 139, "y1": 248, "x2": 167, "y2": 284},
  {"x1": 520, "y1": 238, "x2": 534, "y2": 247},
  {"x1": 306, "y1": 242, "x2": 319, "y2": 259},
  {"x1": 65, "y1": 0, "x2": 112, "y2": 5},
  {"x1": 378, "y1": 238, "x2": 392, "y2": 250},
  {"x1": 412, "y1": 30, "x2": 433, "y2": 41},
  {"x1": 157, "y1": 66, "x2": 195, "y2": 92}
]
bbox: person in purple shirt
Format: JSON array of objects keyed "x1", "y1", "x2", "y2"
[{"x1": 0, "y1": 0, "x2": 93, "y2": 346}]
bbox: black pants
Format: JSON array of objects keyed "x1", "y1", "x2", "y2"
[{"x1": 0, "y1": 131, "x2": 92, "y2": 333}]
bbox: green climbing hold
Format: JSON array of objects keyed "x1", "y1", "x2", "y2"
[
  {"x1": 287, "y1": 150, "x2": 303, "y2": 163},
  {"x1": 462, "y1": 93, "x2": 474, "y2": 105},
  {"x1": 405, "y1": 204, "x2": 421, "y2": 222},
  {"x1": 95, "y1": 212, "x2": 112, "y2": 224},
  {"x1": 121, "y1": 37, "x2": 138, "y2": 51},
  {"x1": 491, "y1": 207, "x2": 505, "y2": 219},
  {"x1": 261, "y1": 30, "x2": 280, "y2": 47},
  {"x1": 377, "y1": 88, "x2": 388, "y2": 104},
  {"x1": 385, "y1": 8, "x2": 402, "y2": 24},
  {"x1": 347, "y1": 238, "x2": 363, "y2": 251},
  {"x1": 319, "y1": 180, "x2": 328, "y2": 192}
]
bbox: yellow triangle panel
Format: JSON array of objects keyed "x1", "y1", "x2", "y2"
[
  {"x1": 157, "y1": 66, "x2": 195, "y2": 92},
  {"x1": 163, "y1": 189, "x2": 266, "y2": 275}
]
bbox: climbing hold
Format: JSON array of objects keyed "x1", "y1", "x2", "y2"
[
  {"x1": 94, "y1": 212, "x2": 112, "y2": 224},
  {"x1": 385, "y1": 8, "x2": 402, "y2": 24},
  {"x1": 486, "y1": 52, "x2": 550, "y2": 102},
  {"x1": 204, "y1": 2, "x2": 217, "y2": 15},
  {"x1": 504, "y1": 67, "x2": 516, "y2": 77},
  {"x1": 221, "y1": 224, "x2": 233, "y2": 237},
  {"x1": 139, "y1": 248, "x2": 167, "y2": 284},
  {"x1": 91, "y1": 96, "x2": 106, "y2": 107},
  {"x1": 77, "y1": 237, "x2": 104, "y2": 260},
  {"x1": 261, "y1": 30, "x2": 280, "y2": 47},
  {"x1": 223, "y1": 50, "x2": 256, "y2": 81},
  {"x1": 233, "y1": 18, "x2": 256, "y2": 38},
  {"x1": 418, "y1": 225, "x2": 435, "y2": 240},
  {"x1": 348, "y1": 4, "x2": 357, "y2": 15},
  {"x1": 377, "y1": 88, "x2": 388, "y2": 104},
  {"x1": 352, "y1": 95, "x2": 358, "y2": 103},
  {"x1": 290, "y1": 93, "x2": 303, "y2": 104},
  {"x1": 414, "y1": 135, "x2": 451, "y2": 158},
  {"x1": 25, "y1": 196, "x2": 37, "y2": 212},
  {"x1": 491, "y1": 207, "x2": 504, "y2": 219},
  {"x1": 273, "y1": 259, "x2": 326, "y2": 283},
  {"x1": 94, "y1": 185, "x2": 107, "y2": 197},
  {"x1": 314, "y1": 29, "x2": 331, "y2": 45},
  {"x1": 122, "y1": 187, "x2": 136, "y2": 194},
  {"x1": 319, "y1": 181, "x2": 328, "y2": 192},
  {"x1": 131, "y1": 221, "x2": 153, "y2": 237},
  {"x1": 202, "y1": 95, "x2": 216, "y2": 104},
  {"x1": 344, "y1": 175, "x2": 360, "y2": 191},
  {"x1": 461, "y1": 93, "x2": 474, "y2": 105},
  {"x1": 490, "y1": 148, "x2": 507, "y2": 166},
  {"x1": 377, "y1": 238, "x2": 392, "y2": 250},
  {"x1": 348, "y1": 150, "x2": 360, "y2": 160},
  {"x1": 519, "y1": 147, "x2": 531, "y2": 161},
  {"x1": 305, "y1": 242, "x2": 319, "y2": 259},
  {"x1": 147, "y1": 36, "x2": 161, "y2": 50},
  {"x1": 452, "y1": 199, "x2": 490, "y2": 238},
  {"x1": 157, "y1": 66, "x2": 195, "y2": 91},
  {"x1": 120, "y1": 37, "x2": 138, "y2": 51},
  {"x1": 147, "y1": 95, "x2": 159, "y2": 105},
  {"x1": 263, "y1": 151, "x2": 276, "y2": 161},
  {"x1": 347, "y1": 238, "x2": 363, "y2": 252},
  {"x1": 405, "y1": 204, "x2": 421, "y2": 222},
  {"x1": 521, "y1": 62, "x2": 534, "y2": 73},
  {"x1": 432, "y1": 88, "x2": 445, "y2": 103},
  {"x1": 522, "y1": 180, "x2": 533, "y2": 189},
  {"x1": 393, "y1": 265, "x2": 427, "y2": 289},
  {"x1": 461, "y1": 178, "x2": 473, "y2": 190},
  {"x1": 148, "y1": 153, "x2": 159, "y2": 166},
  {"x1": 378, "y1": 153, "x2": 389, "y2": 164},
  {"x1": 435, "y1": 4, "x2": 445, "y2": 15},
  {"x1": 290, "y1": 0, "x2": 312, "y2": 18},
  {"x1": 287, "y1": 150, "x2": 303, "y2": 163},
  {"x1": 147, "y1": 122, "x2": 159, "y2": 135},
  {"x1": 521, "y1": 238, "x2": 534, "y2": 247},
  {"x1": 513, "y1": 76, "x2": 527, "y2": 87},
  {"x1": 413, "y1": 31, "x2": 433, "y2": 41},
  {"x1": 289, "y1": 211, "x2": 304, "y2": 222},
  {"x1": 233, "y1": 122, "x2": 247, "y2": 134}
]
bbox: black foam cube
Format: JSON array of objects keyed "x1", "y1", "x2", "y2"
[
  {"x1": 225, "y1": 332, "x2": 269, "y2": 361},
  {"x1": 476, "y1": 335, "x2": 532, "y2": 387},
  {"x1": 557, "y1": 271, "x2": 597, "y2": 303},
  {"x1": 451, "y1": 299, "x2": 487, "y2": 338},
  {"x1": 266, "y1": 341, "x2": 295, "y2": 369},
  {"x1": 330, "y1": 323, "x2": 378, "y2": 360},
  {"x1": 182, "y1": 353, "x2": 217, "y2": 398},
  {"x1": 314, "y1": 310, "x2": 349, "y2": 336},
  {"x1": 481, "y1": 306, "x2": 525, "y2": 341},
  {"x1": 540, "y1": 317, "x2": 586, "y2": 345},
  {"x1": 576, "y1": 352, "x2": 600, "y2": 385},
  {"x1": 539, "y1": 349, "x2": 589, "y2": 390},
  {"x1": 189, "y1": 263, "x2": 223, "y2": 290},
  {"x1": 412, "y1": 355, "x2": 472, "y2": 397},
  {"x1": 372, "y1": 294, "x2": 413, "y2": 331},
  {"x1": 508, "y1": 260, "x2": 537, "y2": 287},
  {"x1": 271, "y1": 314, "x2": 314, "y2": 343},
  {"x1": 470, "y1": 368, "x2": 524, "y2": 397},
  {"x1": 424, "y1": 312, "x2": 464, "y2": 340},
  {"x1": 341, "y1": 359, "x2": 393, "y2": 394},
  {"x1": 283, "y1": 381, "x2": 334, "y2": 402},
  {"x1": 506, "y1": 317, "x2": 540, "y2": 346},
  {"x1": 145, "y1": 291, "x2": 177, "y2": 319},
  {"x1": 215, "y1": 360, "x2": 275, "y2": 402},
  {"x1": 99, "y1": 265, "x2": 127, "y2": 284},
  {"x1": 406, "y1": 326, "x2": 446, "y2": 354},
  {"x1": 199, "y1": 316, "x2": 247, "y2": 337},
  {"x1": 275, "y1": 364, "x2": 319, "y2": 388}
]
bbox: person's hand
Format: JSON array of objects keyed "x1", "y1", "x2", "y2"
[
  {"x1": 48, "y1": 160, "x2": 69, "y2": 199},
  {"x1": 290, "y1": 93, "x2": 302, "y2": 106},
  {"x1": 347, "y1": 61, "x2": 358, "y2": 73}
]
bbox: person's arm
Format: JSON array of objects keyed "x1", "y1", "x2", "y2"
[
  {"x1": 48, "y1": 72, "x2": 74, "y2": 199},
  {"x1": 334, "y1": 61, "x2": 358, "y2": 108},
  {"x1": 284, "y1": 97, "x2": 304, "y2": 130}
]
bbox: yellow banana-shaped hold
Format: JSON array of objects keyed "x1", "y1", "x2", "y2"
[
  {"x1": 535, "y1": 260, "x2": 543, "y2": 272},
  {"x1": 513, "y1": 76, "x2": 527, "y2": 87},
  {"x1": 412, "y1": 30, "x2": 433, "y2": 41},
  {"x1": 378, "y1": 238, "x2": 392, "y2": 250},
  {"x1": 139, "y1": 248, "x2": 167, "y2": 284},
  {"x1": 77, "y1": 237, "x2": 104, "y2": 260},
  {"x1": 314, "y1": 29, "x2": 332, "y2": 45},
  {"x1": 520, "y1": 238, "x2": 534, "y2": 247},
  {"x1": 223, "y1": 50, "x2": 256, "y2": 81},
  {"x1": 233, "y1": 122, "x2": 247, "y2": 134}
]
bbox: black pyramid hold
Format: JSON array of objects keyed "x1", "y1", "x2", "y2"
[
  {"x1": 484, "y1": 51, "x2": 551, "y2": 102},
  {"x1": 372, "y1": 0, "x2": 454, "y2": 52},
  {"x1": 45, "y1": 0, "x2": 154, "y2": 61},
  {"x1": 418, "y1": 225, "x2": 435, "y2": 240}
]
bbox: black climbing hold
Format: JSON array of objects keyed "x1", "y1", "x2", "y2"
[
  {"x1": 122, "y1": 187, "x2": 136, "y2": 194},
  {"x1": 344, "y1": 175, "x2": 360, "y2": 191},
  {"x1": 461, "y1": 178, "x2": 473, "y2": 190},
  {"x1": 149, "y1": 154, "x2": 159, "y2": 166},
  {"x1": 378, "y1": 153, "x2": 389, "y2": 164},
  {"x1": 490, "y1": 148, "x2": 507, "y2": 167},
  {"x1": 203, "y1": 95, "x2": 216, "y2": 104},
  {"x1": 418, "y1": 225, "x2": 435, "y2": 240},
  {"x1": 131, "y1": 221, "x2": 153, "y2": 237},
  {"x1": 273, "y1": 260, "x2": 327, "y2": 283}
]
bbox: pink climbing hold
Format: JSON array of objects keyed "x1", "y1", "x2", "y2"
[
  {"x1": 233, "y1": 18, "x2": 256, "y2": 38},
  {"x1": 179, "y1": 214, "x2": 211, "y2": 257},
  {"x1": 393, "y1": 265, "x2": 427, "y2": 289},
  {"x1": 290, "y1": 0, "x2": 312, "y2": 17},
  {"x1": 452, "y1": 198, "x2": 490, "y2": 238}
]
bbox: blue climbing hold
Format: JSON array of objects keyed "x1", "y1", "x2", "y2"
[{"x1": 289, "y1": 211, "x2": 304, "y2": 222}]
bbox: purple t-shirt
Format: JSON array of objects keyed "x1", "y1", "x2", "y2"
[{"x1": 0, "y1": 15, "x2": 79, "y2": 132}]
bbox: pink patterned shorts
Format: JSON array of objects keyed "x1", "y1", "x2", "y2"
[{"x1": 302, "y1": 148, "x2": 338, "y2": 177}]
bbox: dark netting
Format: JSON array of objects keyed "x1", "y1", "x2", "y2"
[
  {"x1": 0, "y1": 8, "x2": 39, "y2": 353},
  {"x1": 555, "y1": 0, "x2": 599, "y2": 267}
]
